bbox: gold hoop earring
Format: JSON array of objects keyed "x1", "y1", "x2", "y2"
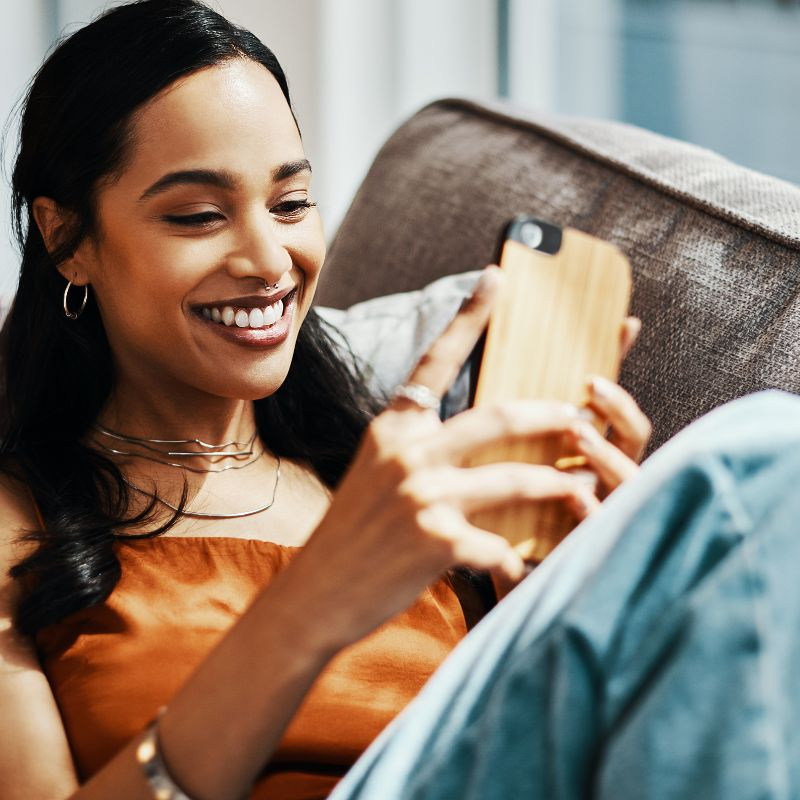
[{"x1": 63, "y1": 280, "x2": 89, "y2": 320}]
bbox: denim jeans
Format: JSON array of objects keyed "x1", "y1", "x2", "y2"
[{"x1": 330, "y1": 391, "x2": 800, "y2": 800}]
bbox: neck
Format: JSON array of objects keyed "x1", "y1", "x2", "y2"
[{"x1": 98, "y1": 381, "x2": 259, "y2": 448}]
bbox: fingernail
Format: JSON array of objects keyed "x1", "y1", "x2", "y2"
[
  {"x1": 574, "y1": 422, "x2": 595, "y2": 450},
  {"x1": 564, "y1": 405, "x2": 595, "y2": 420},
  {"x1": 588, "y1": 375, "x2": 612, "y2": 400},
  {"x1": 573, "y1": 500, "x2": 588, "y2": 519},
  {"x1": 503, "y1": 550, "x2": 526, "y2": 583},
  {"x1": 575, "y1": 484, "x2": 600, "y2": 518},
  {"x1": 572, "y1": 491, "x2": 593, "y2": 519},
  {"x1": 473, "y1": 266, "x2": 501, "y2": 297},
  {"x1": 571, "y1": 469, "x2": 599, "y2": 490}
]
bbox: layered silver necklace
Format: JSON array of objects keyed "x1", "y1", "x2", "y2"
[{"x1": 93, "y1": 424, "x2": 280, "y2": 519}]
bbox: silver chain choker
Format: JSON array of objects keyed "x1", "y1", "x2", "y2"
[{"x1": 93, "y1": 423, "x2": 281, "y2": 519}]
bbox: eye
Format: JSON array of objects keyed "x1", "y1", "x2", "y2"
[
  {"x1": 161, "y1": 211, "x2": 225, "y2": 228},
  {"x1": 271, "y1": 199, "x2": 317, "y2": 219}
]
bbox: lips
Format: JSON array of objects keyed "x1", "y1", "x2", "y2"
[
  {"x1": 192, "y1": 287, "x2": 292, "y2": 327},
  {"x1": 192, "y1": 288, "x2": 296, "y2": 348}
]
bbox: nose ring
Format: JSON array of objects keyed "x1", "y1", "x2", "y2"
[{"x1": 264, "y1": 280, "x2": 280, "y2": 290}]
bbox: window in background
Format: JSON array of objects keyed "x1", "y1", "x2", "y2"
[{"x1": 501, "y1": 0, "x2": 800, "y2": 186}]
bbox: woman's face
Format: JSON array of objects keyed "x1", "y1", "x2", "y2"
[{"x1": 75, "y1": 58, "x2": 325, "y2": 403}]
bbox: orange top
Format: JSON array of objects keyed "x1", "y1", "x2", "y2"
[{"x1": 35, "y1": 537, "x2": 468, "y2": 799}]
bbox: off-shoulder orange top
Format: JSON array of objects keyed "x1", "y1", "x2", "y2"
[{"x1": 35, "y1": 537, "x2": 468, "y2": 799}]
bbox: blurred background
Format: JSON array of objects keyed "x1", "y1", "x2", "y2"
[{"x1": 1, "y1": 0, "x2": 799, "y2": 294}]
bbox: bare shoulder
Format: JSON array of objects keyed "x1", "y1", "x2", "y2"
[
  {"x1": 0, "y1": 467, "x2": 43, "y2": 678},
  {"x1": 0, "y1": 471, "x2": 80, "y2": 797},
  {"x1": 0, "y1": 471, "x2": 40, "y2": 598}
]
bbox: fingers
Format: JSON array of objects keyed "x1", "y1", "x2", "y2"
[
  {"x1": 420, "y1": 503, "x2": 526, "y2": 584},
  {"x1": 570, "y1": 419, "x2": 639, "y2": 491},
  {"x1": 407, "y1": 462, "x2": 599, "y2": 518},
  {"x1": 452, "y1": 522, "x2": 526, "y2": 582},
  {"x1": 620, "y1": 316, "x2": 641, "y2": 360},
  {"x1": 456, "y1": 526, "x2": 526, "y2": 586},
  {"x1": 559, "y1": 468, "x2": 602, "y2": 518},
  {"x1": 434, "y1": 399, "x2": 588, "y2": 463},
  {"x1": 408, "y1": 461, "x2": 603, "y2": 583},
  {"x1": 398, "y1": 266, "x2": 502, "y2": 405},
  {"x1": 587, "y1": 375, "x2": 652, "y2": 462}
]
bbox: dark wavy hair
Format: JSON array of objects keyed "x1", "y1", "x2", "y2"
[{"x1": 3, "y1": 0, "x2": 380, "y2": 636}]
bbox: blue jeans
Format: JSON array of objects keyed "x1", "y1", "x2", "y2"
[{"x1": 330, "y1": 391, "x2": 800, "y2": 800}]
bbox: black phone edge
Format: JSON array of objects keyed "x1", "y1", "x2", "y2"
[{"x1": 465, "y1": 215, "x2": 563, "y2": 407}]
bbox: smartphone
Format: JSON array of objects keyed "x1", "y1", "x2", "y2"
[{"x1": 468, "y1": 216, "x2": 632, "y2": 563}]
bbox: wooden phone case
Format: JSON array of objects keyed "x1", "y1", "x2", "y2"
[{"x1": 469, "y1": 219, "x2": 631, "y2": 562}]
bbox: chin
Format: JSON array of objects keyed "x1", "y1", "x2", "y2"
[
  {"x1": 180, "y1": 349, "x2": 293, "y2": 401},
  {"x1": 220, "y1": 370, "x2": 293, "y2": 402}
]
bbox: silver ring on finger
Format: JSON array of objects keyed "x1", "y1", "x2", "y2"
[{"x1": 393, "y1": 382, "x2": 442, "y2": 414}]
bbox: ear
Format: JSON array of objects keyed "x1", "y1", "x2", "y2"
[{"x1": 31, "y1": 197, "x2": 92, "y2": 286}]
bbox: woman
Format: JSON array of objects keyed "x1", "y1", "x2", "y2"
[{"x1": 0, "y1": 2, "x2": 650, "y2": 799}]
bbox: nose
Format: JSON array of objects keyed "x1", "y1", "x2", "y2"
[{"x1": 225, "y1": 211, "x2": 293, "y2": 285}]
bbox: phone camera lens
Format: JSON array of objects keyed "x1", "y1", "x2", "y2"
[{"x1": 520, "y1": 221, "x2": 544, "y2": 249}]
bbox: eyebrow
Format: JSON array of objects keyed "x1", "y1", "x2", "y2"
[
  {"x1": 273, "y1": 158, "x2": 312, "y2": 182},
  {"x1": 138, "y1": 158, "x2": 312, "y2": 202}
]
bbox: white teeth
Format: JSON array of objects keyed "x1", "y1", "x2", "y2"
[
  {"x1": 262, "y1": 299, "x2": 284, "y2": 326},
  {"x1": 204, "y1": 296, "x2": 287, "y2": 329},
  {"x1": 263, "y1": 304, "x2": 277, "y2": 325}
]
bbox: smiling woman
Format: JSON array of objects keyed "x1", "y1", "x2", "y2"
[
  {"x1": 47, "y1": 58, "x2": 325, "y2": 406},
  {"x1": 0, "y1": 2, "x2": 655, "y2": 800}
]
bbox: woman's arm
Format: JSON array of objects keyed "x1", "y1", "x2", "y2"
[{"x1": 0, "y1": 485, "x2": 81, "y2": 800}]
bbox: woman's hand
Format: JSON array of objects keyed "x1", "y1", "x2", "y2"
[
  {"x1": 291, "y1": 267, "x2": 605, "y2": 651},
  {"x1": 570, "y1": 317, "x2": 652, "y2": 501}
]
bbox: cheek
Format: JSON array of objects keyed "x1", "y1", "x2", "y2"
[
  {"x1": 292, "y1": 220, "x2": 327, "y2": 296},
  {"x1": 97, "y1": 233, "x2": 220, "y2": 303},
  {"x1": 91, "y1": 257, "x2": 194, "y2": 350},
  {"x1": 300, "y1": 242, "x2": 326, "y2": 285}
]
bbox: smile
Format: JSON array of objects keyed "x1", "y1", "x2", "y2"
[
  {"x1": 200, "y1": 297, "x2": 285, "y2": 329},
  {"x1": 191, "y1": 289, "x2": 296, "y2": 349}
]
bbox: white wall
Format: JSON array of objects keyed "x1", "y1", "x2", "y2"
[
  {"x1": 0, "y1": 1, "x2": 50, "y2": 294},
  {"x1": 222, "y1": 0, "x2": 497, "y2": 236}
]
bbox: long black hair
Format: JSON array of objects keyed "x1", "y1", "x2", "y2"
[{"x1": 3, "y1": 0, "x2": 380, "y2": 636}]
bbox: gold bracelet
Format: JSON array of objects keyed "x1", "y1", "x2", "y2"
[{"x1": 136, "y1": 719, "x2": 195, "y2": 800}]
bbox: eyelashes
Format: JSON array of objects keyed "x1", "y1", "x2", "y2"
[
  {"x1": 162, "y1": 200, "x2": 317, "y2": 228},
  {"x1": 272, "y1": 199, "x2": 317, "y2": 218},
  {"x1": 162, "y1": 211, "x2": 223, "y2": 227}
]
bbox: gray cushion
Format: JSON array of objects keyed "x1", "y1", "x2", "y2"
[
  {"x1": 318, "y1": 271, "x2": 480, "y2": 418},
  {"x1": 318, "y1": 98, "x2": 800, "y2": 451}
]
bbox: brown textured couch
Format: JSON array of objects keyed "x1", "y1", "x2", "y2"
[{"x1": 317, "y1": 98, "x2": 800, "y2": 452}]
